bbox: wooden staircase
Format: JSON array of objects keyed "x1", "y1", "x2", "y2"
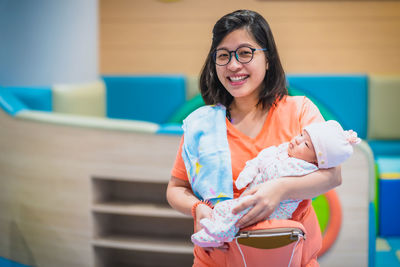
[{"x1": 91, "y1": 176, "x2": 194, "y2": 267}]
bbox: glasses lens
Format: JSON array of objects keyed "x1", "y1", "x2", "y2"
[
  {"x1": 237, "y1": 47, "x2": 253, "y2": 63},
  {"x1": 215, "y1": 49, "x2": 230, "y2": 66}
]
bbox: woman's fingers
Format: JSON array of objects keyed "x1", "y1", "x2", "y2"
[
  {"x1": 216, "y1": 243, "x2": 229, "y2": 252},
  {"x1": 194, "y1": 204, "x2": 213, "y2": 232},
  {"x1": 231, "y1": 194, "x2": 255, "y2": 215},
  {"x1": 203, "y1": 247, "x2": 214, "y2": 256},
  {"x1": 238, "y1": 186, "x2": 258, "y2": 198},
  {"x1": 235, "y1": 182, "x2": 281, "y2": 228},
  {"x1": 202, "y1": 243, "x2": 229, "y2": 254},
  {"x1": 236, "y1": 202, "x2": 265, "y2": 228}
]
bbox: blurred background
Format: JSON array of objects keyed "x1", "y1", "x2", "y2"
[
  {"x1": 0, "y1": 0, "x2": 399, "y2": 267},
  {"x1": 0, "y1": 0, "x2": 399, "y2": 86}
]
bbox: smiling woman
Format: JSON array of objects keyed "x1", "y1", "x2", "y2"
[
  {"x1": 214, "y1": 30, "x2": 269, "y2": 101},
  {"x1": 166, "y1": 10, "x2": 343, "y2": 267}
]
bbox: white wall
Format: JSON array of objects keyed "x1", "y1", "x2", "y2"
[{"x1": 0, "y1": 0, "x2": 98, "y2": 86}]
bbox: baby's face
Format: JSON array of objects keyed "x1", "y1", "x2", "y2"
[{"x1": 288, "y1": 130, "x2": 317, "y2": 165}]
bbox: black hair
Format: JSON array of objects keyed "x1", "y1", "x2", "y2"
[{"x1": 199, "y1": 9, "x2": 287, "y2": 110}]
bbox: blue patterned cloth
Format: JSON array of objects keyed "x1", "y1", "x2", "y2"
[{"x1": 182, "y1": 105, "x2": 233, "y2": 205}]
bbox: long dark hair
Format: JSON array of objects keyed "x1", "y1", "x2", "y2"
[{"x1": 199, "y1": 10, "x2": 287, "y2": 110}]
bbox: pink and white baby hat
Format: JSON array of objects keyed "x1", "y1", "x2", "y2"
[{"x1": 304, "y1": 120, "x2": 361, "y2": 169}]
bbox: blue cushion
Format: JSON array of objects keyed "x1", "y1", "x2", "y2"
[
  {"x1": 156, "y1": 123, "x2": 183, "y2": 135},
  {"x1": 379, "y1": 179, "x2": 400, "y2": 236},
  {"x1": 0, "y1": 87, "x2": 28, "y2": 115},
  {"x1": 0, "y1": 256, "x2": 31, "y2": 267},
  {"x1": 104, "y1": 75, "x2": 186, "y2": 124},
  {"x1": 377, "y1": 156, "x2": 400, "y2": 236},
  {"x1": 287, "y1": 75, "x2": 368, "y2": 139},
  {"x1": 376, "y1": 156, "x2": 400, "y2": 174},
  {"x1": 368, "y1": 140, "x2": 400, "y2": 159},
  {"x1": 3, "y1": 86, "x2": 52, "y2": 111}
]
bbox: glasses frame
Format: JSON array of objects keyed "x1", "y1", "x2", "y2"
[{"x1": 213, "y1": 46, "x2": 267, "y2": 66}]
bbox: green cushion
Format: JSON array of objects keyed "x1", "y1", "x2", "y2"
[
  {"x1": 167, "y1": 94, "x2": 205, "y2": 123},
  {"x1": 312, "y1": 194, "x2": 330, "y2": 233}
]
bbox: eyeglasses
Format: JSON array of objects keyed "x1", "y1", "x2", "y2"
[{"x1": 213, "y1": 46, "x2": 267, "y2": 66}]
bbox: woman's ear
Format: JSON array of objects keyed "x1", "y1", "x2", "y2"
[{"x1": 266, "y1": 61, "x2": 269, "y2": 70}]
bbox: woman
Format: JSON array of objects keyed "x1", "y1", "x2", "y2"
[{"x1": 166, "y1": 9, "x2": 341, "y2": 267}]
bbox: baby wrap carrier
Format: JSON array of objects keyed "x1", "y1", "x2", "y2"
[{"x1": 182, "y1": 105, "x2": 316, "y2": 267}]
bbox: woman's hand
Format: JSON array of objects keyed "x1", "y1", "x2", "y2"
[
  {"x1": 232, "y1": 179, "x2": 284, "y2": 229},
  {"x1": 194, "y1": 203, "x2": 213, "y2": 233},
  {"x1": 194, "y1": 204, "x2": 230, "y2": 252}
]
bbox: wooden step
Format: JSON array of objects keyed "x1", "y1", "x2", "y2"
[
  {"x1": 92, "y1": 235, "x2": 194, "y2": 254},
  {"x1": 92, "y1": 202, "x2": 190, "y2": 219},
  {"x1": 92, "y1": 177, "x2": 169, "y2": 205}
]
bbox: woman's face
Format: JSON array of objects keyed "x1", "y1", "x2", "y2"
[{"x1": 215, "y1": 28, "x2": 268, "y2": 101}]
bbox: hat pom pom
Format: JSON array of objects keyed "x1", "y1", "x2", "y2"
[{"x1": 345, "y1": 130, "x2": 361, "y2": 145}]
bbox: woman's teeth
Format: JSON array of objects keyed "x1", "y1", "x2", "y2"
[{"x1": 229, "y1": 76, "x2": 248, "y2": 82}]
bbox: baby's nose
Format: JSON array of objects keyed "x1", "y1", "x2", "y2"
[{"x1": 295, "y1": 136, "x2": 301, "y2": 145}]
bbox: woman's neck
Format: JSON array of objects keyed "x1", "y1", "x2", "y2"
[
  {"x1": 228, "y1": 97, "x2": 269, "y2": 139},
  {"x1": 230, "y1": 97, "x2": 264, "y2": 120},
  {"x1": 230, "y1": 96, "x2": 268, "y2": 138}
]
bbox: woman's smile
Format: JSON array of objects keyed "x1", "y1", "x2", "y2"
[{"x1": 228, "y1": 74, "x2": 249, "y2": 86}]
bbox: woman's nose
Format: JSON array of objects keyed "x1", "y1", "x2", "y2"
[{"x1": 226, "y1": 56, "x2": 242, "y2": 71}]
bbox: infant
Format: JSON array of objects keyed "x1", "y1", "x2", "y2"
[{"x1": 192, "y1": 120, "x2": 361, "y2": 247}]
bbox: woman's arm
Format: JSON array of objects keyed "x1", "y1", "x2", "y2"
[
  {"x1": 232, "y1": 166, "x2": 342, "y2": 228},
  {"x1": 166, "y1": 176, "x2": 216, "y2": 232},
  {"x1": 167, "y1": 176, "x2": 229, "y2": 251},
  {"x1": 280, "y1": 166, "x2": 342, "y2": 200},
  {"x1": 166, "y1": 176, "x2": 199, "y2": 216}
]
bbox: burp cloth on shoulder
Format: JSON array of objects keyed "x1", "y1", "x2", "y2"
[{"x1": 182, "y1": 104, "x2": 233, "y2": 205}]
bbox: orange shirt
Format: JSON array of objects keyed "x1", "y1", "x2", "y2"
[
  {"x1": 171, "y1": 96, "x2": 325, "y2": 266},
  {"x1": 172, "y1": 96, "x2": 324, "y2": 189}
]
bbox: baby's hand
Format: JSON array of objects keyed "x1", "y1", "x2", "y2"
[{"x1": 236, "y1": 169, "x2": 257, "y2": 189}]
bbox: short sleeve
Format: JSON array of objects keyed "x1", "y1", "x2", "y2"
[
  {"x1": 170, "y1": 136, "x2": 189, "y2": 181},
  {"x1": 300, "y1": 97, "x2": 325, "y2": 129}
]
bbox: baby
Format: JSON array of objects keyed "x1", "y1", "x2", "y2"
[{"x1": 191, "y1": 120, "x2": 361, "y2": 247}]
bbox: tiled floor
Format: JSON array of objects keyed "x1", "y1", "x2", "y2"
[{"x1": 376, "y1": 237, "x2": 400, "y2": 266}]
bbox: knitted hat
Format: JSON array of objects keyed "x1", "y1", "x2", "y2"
[{"x1": 304, "y1": 120, "x2": 361, "y2": 169}]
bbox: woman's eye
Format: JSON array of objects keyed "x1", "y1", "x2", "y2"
[{"x1": 239, "y1": 51, "x2": 251, "y2": 56}]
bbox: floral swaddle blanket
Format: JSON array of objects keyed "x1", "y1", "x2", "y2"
[
  {"x1": 181, "y1": 105, "x2": 318, "y2": 247},
  {"x1": 191, "y1": 143, "x2": 318, "y2": 247}
]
